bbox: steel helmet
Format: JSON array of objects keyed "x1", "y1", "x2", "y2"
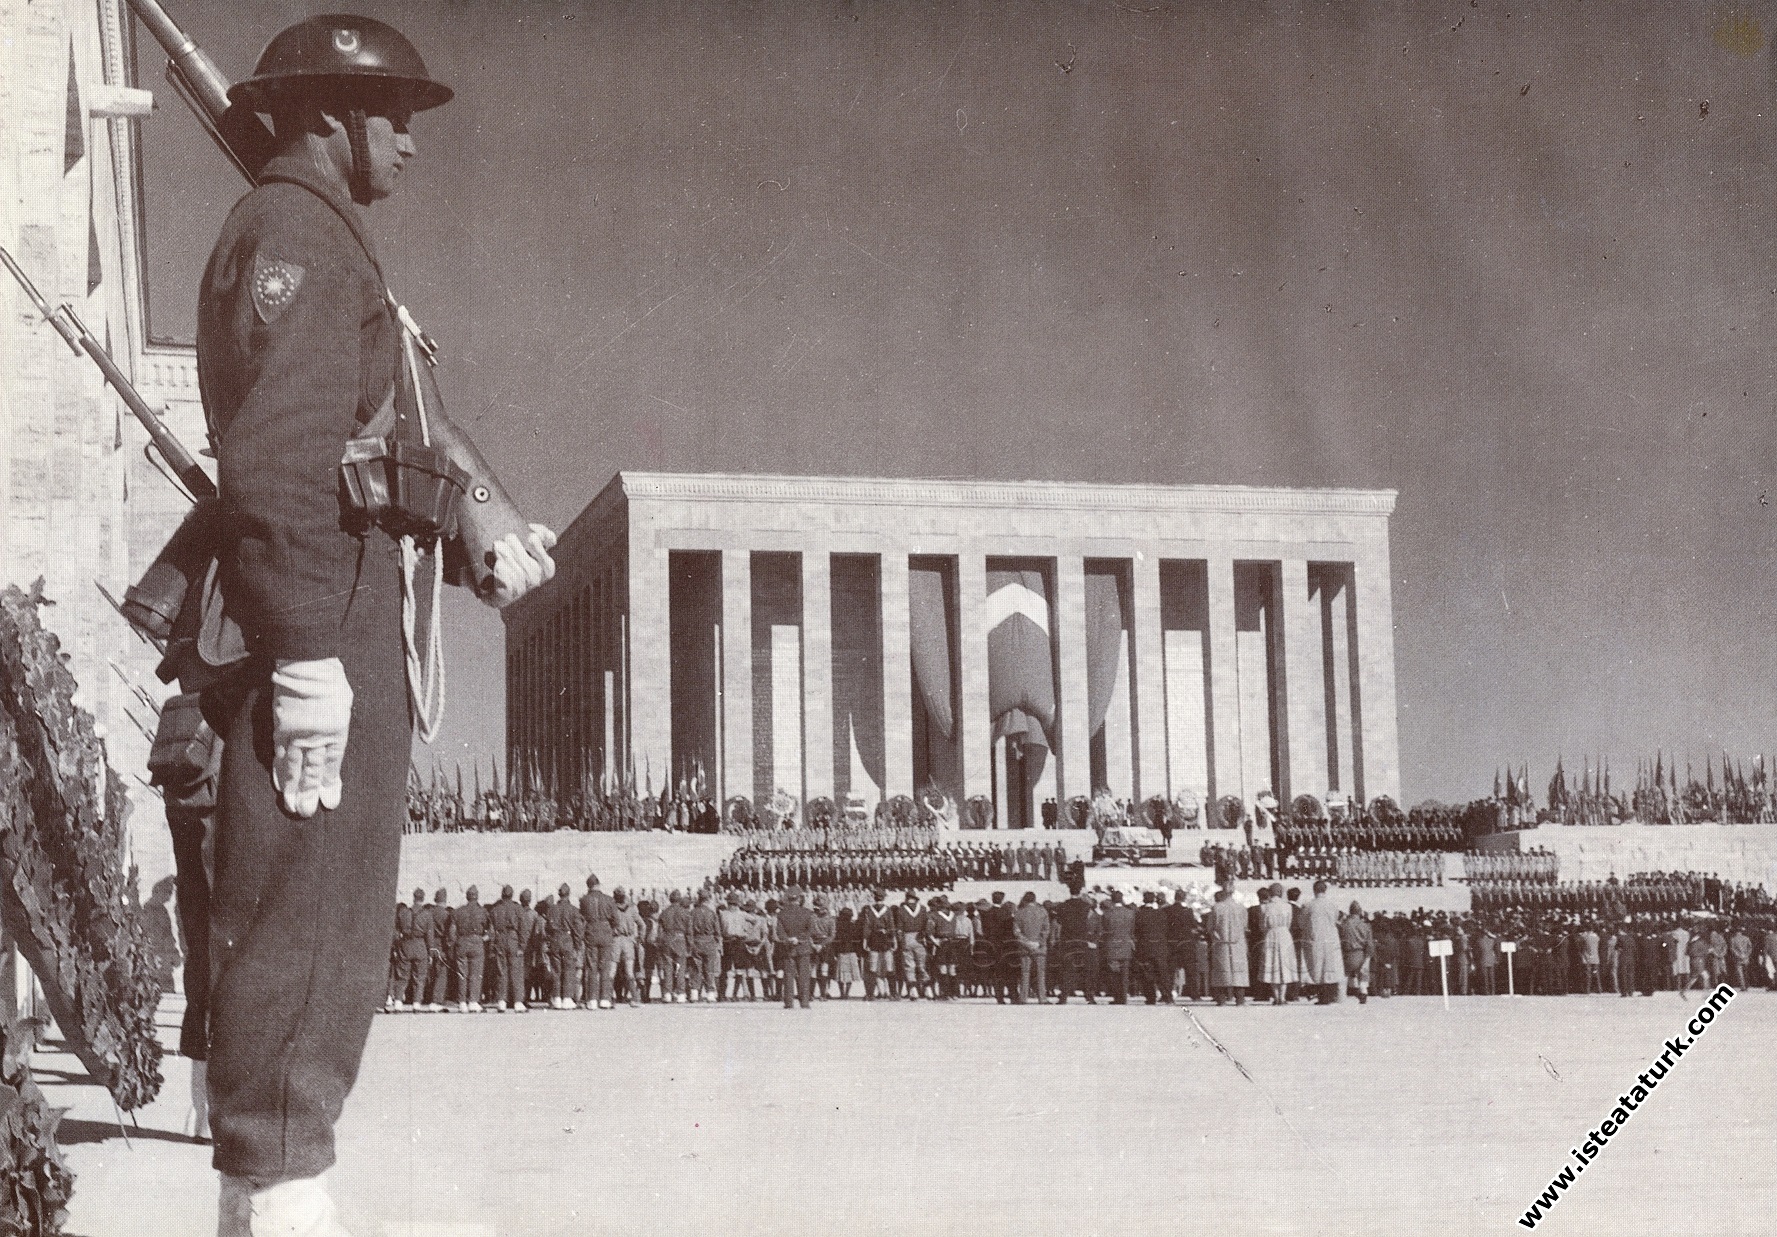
[{"x1": 229, "y1": 14, "x2": 453, "y2": 112}]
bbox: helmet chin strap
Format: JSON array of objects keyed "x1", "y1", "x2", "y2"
[{"x1": 345, "y1": 107, "x2": 374, "y2": 204}]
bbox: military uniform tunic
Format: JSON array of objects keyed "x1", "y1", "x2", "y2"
[{"x1": 197, "y1": 153, "x2": 410, "y2": 1186}]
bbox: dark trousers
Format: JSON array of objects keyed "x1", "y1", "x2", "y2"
[
  {"x1": 582, "y1": 941, "x2": 615, "y2": 1003},
  {"x1": 782, "y1": 952, "x2": 814, "y2": 1007},
  {"x1": 694, "y1": 943, "x2": 723, "y2": 993},
  {"x1": 168, "y1": 808, "x2": 212, "y2": 1059},
  {"x1": 551, "y1": 944, "x2": 582, "y2": 1003},
  {"x1": 1138, "y1": 948, "x2": 1173, "y2": 1002},
  {"x1": 424, "y1": 952, "x2": 451, "y2": 1005},
  {"x1": 493, "y1": 942, "x2": 524, "y2": 1005},
  {"x1": 390, "y1": 949, "x2": 427, "y2": 1004},
  {"x1": 1056, "y1": 943, "x2": 1090, "y2": 1001},
  {"x1": 205, "y1": 554, "x2": 407, "y2": 1186},
  {"x1": 1107, "y1": 959, "x2": 1130, "y2": 1004},
  {"x1": 453, "y1": 943, "x2": 485, "y2": 1005}
]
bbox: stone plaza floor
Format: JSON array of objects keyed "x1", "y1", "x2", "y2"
[{"x1": 49, "y1": 986, "x2": 1776, "y2": 1236}]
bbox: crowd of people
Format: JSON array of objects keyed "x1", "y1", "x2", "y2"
[{"x1": 378, "y1": 866, "x2": 1777, "y2": 1014}]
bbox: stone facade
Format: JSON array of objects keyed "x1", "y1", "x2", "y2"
[
  {"x1": 504, "y1": 472, "x2": 1401, "y2": 825},
  {"x1": 1, "y1": 0, "x2": 205, "y2": 875}
]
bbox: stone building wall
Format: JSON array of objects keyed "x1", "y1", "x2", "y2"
[{"x1": 1, "y1": 0, "x2": 207, "y2": 884}]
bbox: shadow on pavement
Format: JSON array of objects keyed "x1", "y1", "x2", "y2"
[{"x1": 56, "y1": 1118, "x2": 205, "y2": 1148}]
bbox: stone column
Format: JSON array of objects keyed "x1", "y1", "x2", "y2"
[
  {"x1": 880, "y1": 551, "x2": 915, "y2": 798},
  {"x1": 801, "y1": 550, "x2": 835, "y2": 802},
  {"x1": 1130, "y1": 553, "x2": 1167, "y2": 802},
  {"x1": 1055, "y1": 557, "x2": 1092, "y2": 803},
  {"x1": 957, "y1": 552, "x2": 992, "y2": 799},
  {"x1": 1325, "y1": 572, "x2": 1357, "y2": 797},
  {"x1": 1352, "y1": 545, "x2": 1401, "y2": 806},
  {"x1": 626, "y1": 537, "x2": 672, "y2": 799},
  {"x1": 721, "y1": 549, "x2": 754, "y2": 805},
  {"x1": 1205, "y1": 556, "x2": 1242, "y2": 808},
  {"x1": 1280, "y1": 558, "x2": 1327, "y2": 804}
]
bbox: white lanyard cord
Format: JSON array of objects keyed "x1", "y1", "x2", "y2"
[{"x1": 396, "y1": 321, "x2": 446, "y2": 741}]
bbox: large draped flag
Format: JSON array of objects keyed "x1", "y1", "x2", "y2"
[{"x1": 985, "y1": 566, "x2": 1055, "y2": 765}]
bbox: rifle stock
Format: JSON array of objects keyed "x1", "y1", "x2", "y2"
[{"x1": 127, "y1": 0, "x2": 530, "y2": 598}]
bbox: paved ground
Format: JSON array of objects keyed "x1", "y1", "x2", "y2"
[{"x1": 50, "y1": 988, "x2": 1774, "y2": 1236}]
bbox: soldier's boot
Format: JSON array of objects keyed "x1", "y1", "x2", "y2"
[{"x1": 219, "y1": 1173, "x2": 354, "y2": 1237}]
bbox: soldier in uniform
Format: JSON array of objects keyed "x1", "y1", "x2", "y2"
[
  {"x1": 448, "y1": 887, "x2": 489, "y2": 1012},
  {"x1": 385, "y1": 887, "x2": 429, "y2": 1011},
  {"x1": 546, "y1": 883, "x2": 584, "y2": 1009},
  {"x1": 611, "y1": 888, "x2": 642, "y2": 1007},
  {"x1": 487, "y1": 885, "x2": 526, "y2": 1011},
  {"x1": 515, "y1": 890, "x2": 541, "y2": 1005},
  {"x1": 578, "y1": 874, "x2": 620, "y2": 1009},
  {"x1": 196, "y1": 15, "x2": 556, "y2": 1232},
  {"x1": 658, "y1": 891, "x2": 693, "y2": 1002},
  {"x1": 421, "y1": 888, "x2": 451, "y2": 1010},
  {"x1": 690, "y1": 891, "x2": 725, "y2": 1002}
]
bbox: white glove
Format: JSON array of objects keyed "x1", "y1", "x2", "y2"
[
  {"x1": 481, "y1": 523, "x2": 558, "y2": 609},
  {"x1": 271, "y1": 657, "x2": 353, "y2": 818}
]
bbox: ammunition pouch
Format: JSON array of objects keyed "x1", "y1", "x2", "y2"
[
  {"x1": 148, "y1": 692, "x2": 222, "y2": 811},
  {"x1": 340, "y1": 378, "x2": 468, "y2": 542}
]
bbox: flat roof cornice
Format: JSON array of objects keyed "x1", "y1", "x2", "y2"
[{"x1": 616, "y1": 472, "x2": 1396, "y2": 516}]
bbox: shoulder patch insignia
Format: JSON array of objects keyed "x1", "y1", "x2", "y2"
[{"x1": 251, "y1": 253, "x2": 305, "y2": 323}]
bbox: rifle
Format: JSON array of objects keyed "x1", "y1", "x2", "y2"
[
  {"x1": 1, "y1": 242, "x2": 241, "y2": 671},
  {"x1": 0, "y1": 243, "x2": 213, "y2": 503},
  {"x1": 126, "y1": 0, "x2": 534, "y2": 597}
]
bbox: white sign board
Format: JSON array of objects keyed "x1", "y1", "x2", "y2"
[
  {"x1": 1427, "y1": 939, "x2": 1453, "y2": 957},
  {"x1": 1499, "y1": 941, "x2": 1517, "y2": 954}
]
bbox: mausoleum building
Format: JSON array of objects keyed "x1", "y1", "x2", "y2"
[{"x1": 503, "y1": 472, "x2": 1399, "y2": 827}]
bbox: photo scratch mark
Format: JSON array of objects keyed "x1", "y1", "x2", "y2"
[{"x1": 1184, "y1": 1009, "x2": 1336, "y2": 1174}]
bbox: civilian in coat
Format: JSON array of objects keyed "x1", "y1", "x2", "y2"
[
  {"x1": 1012, "y1": 892, "x2": 1053, "y2": 1005},
  {"x1": 1303, "y1": 881, "x2": 1344, "y2": 1004},
  {"x1": 1257, "y1": 886, "x2": 1296, "y2": 1005},
  {"x1": 1207, "y1": 888, "x2": 1248, "y2": 1005},
  {"x1": 1101, "y1": 893, "x2": 1137, "y2": 1005}
]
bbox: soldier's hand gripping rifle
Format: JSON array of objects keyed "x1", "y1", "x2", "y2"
[{"x1": 127, "y1": 0, "x2": 546, "y2": 604}]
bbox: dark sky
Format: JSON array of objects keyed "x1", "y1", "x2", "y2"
[{"x1": 140, "y1": 0, "x2": 1777, "y2": 803}]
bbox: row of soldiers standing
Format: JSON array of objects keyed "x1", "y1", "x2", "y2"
[
  {"x1": 1461, "y1": 848, "x2": 1560, "y2": 884},
  {"x1": 1334, "y1": 850, "x2": 1446, "y2": 887}
]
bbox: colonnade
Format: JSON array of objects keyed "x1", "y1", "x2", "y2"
[{"x1": 603, "y1": 544, "x2": 1399, "y2": 820}]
